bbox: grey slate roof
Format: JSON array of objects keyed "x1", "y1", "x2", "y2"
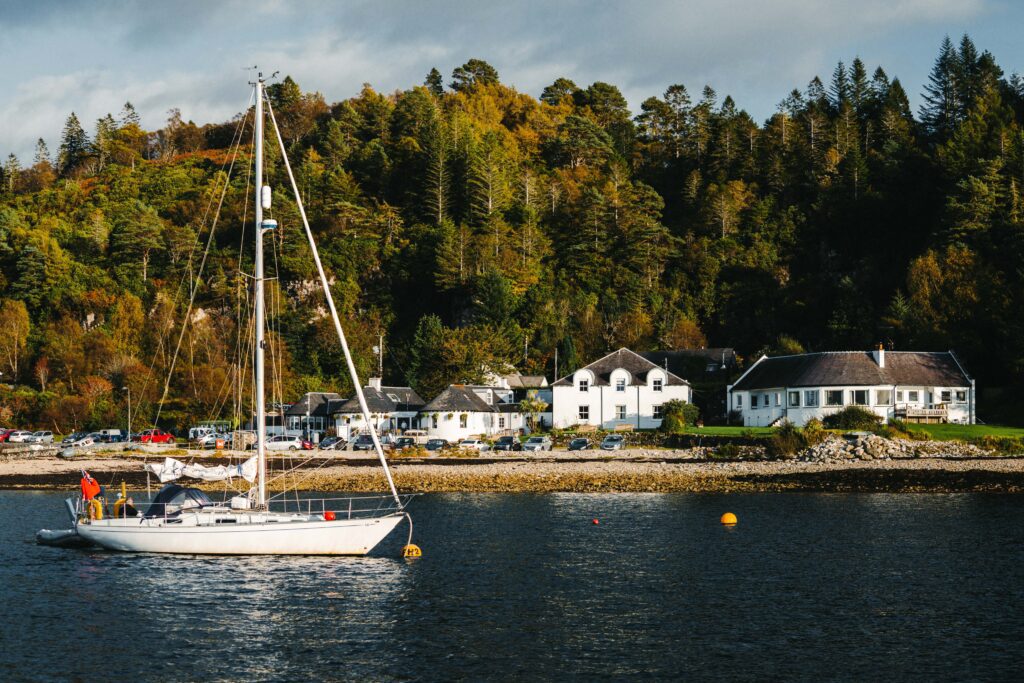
[
  {"x1": 502, "y1": 373, "x2": 549, "y2": 389},
  {"x1": 331, "y1": 386, "x2": 424, "y2": 414},
  {"x1": 552, "y1": 348, "x2": 691, "y2": 387},
  {"x1": 421, "y1": 385, "x2": 496, "y2": 413},
  {"x1": 285, "y1": 392, "x2": 342, "y2": 418},
  {"x1": 731, "y1": 352, "x2": 971, "y2": 391},
  {"x1": 641, "y1": 348, "x2": 737, "y2": 373}
]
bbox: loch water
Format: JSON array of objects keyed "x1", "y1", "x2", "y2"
[{"x1": 3, "y1": 491, "x2": 1023, "y2": 681}]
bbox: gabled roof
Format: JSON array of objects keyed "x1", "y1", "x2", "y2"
[
  {"x1": 502, "y1": 373, "x2": 549, "y2": 389},
  {"x1": 421, "y1": 385, "x2": 496, "y2": 413},
  {"x1": 331, "y1": 386, "x2": 424, "y2": 414},
  {"x1": 285, "y1": 392, "x2": 342, "y2": 417},
  {"x1": 730, "y1": 351, "x2": 972, "y2": 391},
  {"x1": 552, "y1": 348, "x2": 691, "y2": 387}
]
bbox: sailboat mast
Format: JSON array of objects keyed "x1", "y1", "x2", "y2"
[{"x1": 253, "y1": 77, "x2": 267, "y2": 509}]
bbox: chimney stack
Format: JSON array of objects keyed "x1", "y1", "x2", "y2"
[
  {"x1": 872, "y1": 343, "x2": 885, "y2": 368},
  {"x1": 368, "y1": 377, "x2": 382, "y2": 391}
]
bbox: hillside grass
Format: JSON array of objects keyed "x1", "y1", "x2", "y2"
[
  {"x1": 681, "y1": 426, "x2": 775, "y2": 436},
  {"x1": 912, "y1": 423, "x2": 1024, "y2": 441}
]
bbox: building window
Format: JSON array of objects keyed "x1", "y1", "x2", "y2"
[
  {"x1": 895, "y1": 390, "x2": 903, "y2": 403},
  {"x1": 804, "y1": 390, "x2": 819, "y2": 407},
  {"x1": 653, "y1": 378, "x2": 663, "y2": 392},
  {"x1": 736, "y1": 394, "x2": 743, "y2": 408},
  {"x1": 826, "y1": 390, "x2": 844, "y2": 406},
  {"x1": 908, "y1": 390, "x2": 919, "y2": 403},
  {"x1": 615, "y1": 405, "x2": 626, "y2": 420},
  {"x1": 579, "y1": 379, "x2": 589, "y2": 392},
  {"x1": 852, "y1": 390, "x2": 869, "y2": 406},
  {"x1": 431, "y1": 415, "x2": 438, "y2": 429},
  {"x1": 955, "y1": 390, "x2": 967, "y2": 403},
  {"x1": 751, "y1": 394, "x2": 758, "y2": 408},
  {"x1": 875, "y1": 390, "x2": 892, "y2": 406},
  {"x1": 788, "y1": 391, "x2": 800, "y2": 407},
  {"x1": 460, "y1": 414, "x2": 468, "y2": 428},
  {"x1": 616, "y1": 378, "x2": 626, "y2": 392},
  {"x1": 774, "y1": 393, "x2": 782, "y2": 407},
  {"x1": 941, "y1": 390, "x2": 951, "y2": 403},
  {"x1": 653, "y1": 404, "x2": 663, "y2": 419},
  {"x1": 498, "y1": 417, "x2": 505, "y2": 429},
  {"x1": 578, "y1": 406, "x2": 589, "y2": 420}
]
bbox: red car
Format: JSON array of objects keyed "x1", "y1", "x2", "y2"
[
  {"x1": 139, "y1": 429, "x2": 175, "y2": 444},
  {"x1": 0, "y1": 429, "x2": 13, "y2": 443}
]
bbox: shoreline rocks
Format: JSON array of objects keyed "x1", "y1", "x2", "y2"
[{"x1": 799, "y1": 434, "x2": 991, "y2": 463}]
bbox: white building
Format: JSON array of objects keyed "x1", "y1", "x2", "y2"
[
  {"x1": 418, "y1": 384, "x2": 526, "y2": 442},
  {"x1": 551, "y1": 348, "x2": 692, "y2": 430},
  {"x1": 331, "y1": 378, "x2": 424, "y2": 440},
  {"x1": 285, "y1": 392, "x2": 341, "y2": 439},
  {"x1": 728, "y1": 348, "x2": 975, "y2": 427}
]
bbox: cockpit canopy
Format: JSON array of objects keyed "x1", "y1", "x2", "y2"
[{"x1": 144, "y1": 484, "x2": 213, "y2": 518}]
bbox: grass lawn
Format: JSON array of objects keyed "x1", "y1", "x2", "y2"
[
  {"x1": 682, "y1": 425, "x2": 775, "y2": 436},
  {"x1": 911, "y1": 423, "x2": 1024, "y2": 441}
]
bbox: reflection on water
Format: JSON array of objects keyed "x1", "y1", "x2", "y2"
[{"x1": 4, "y1": 491, "x2": 1024, "y2": 681}]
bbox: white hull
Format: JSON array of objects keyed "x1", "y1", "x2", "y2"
[{"x1": 77, "y1": 513, "x2": 405, "y2": 555}]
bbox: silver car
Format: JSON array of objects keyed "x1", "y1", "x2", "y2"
[
  {"x1": 523, "y1": 436, "x2": 552, "y2": 452},
  {"x1": 600, "y1": 434, "x2": 625, "y2": 451},
  {"x1": 26, "y1": 430, "x2": 54, "y2": 443}
]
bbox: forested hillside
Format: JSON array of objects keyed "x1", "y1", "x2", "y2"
[{"x1": 2, "y1": 35, "x2": 1024, "y2": 431}]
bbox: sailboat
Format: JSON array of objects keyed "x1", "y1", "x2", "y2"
[{"x1": 60, "y1": 75, "x2": 413, "y2": 555}]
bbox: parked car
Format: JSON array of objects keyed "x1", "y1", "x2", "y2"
[
  {"x1": 458, "y1": 439, "x2": 491, "y2": 452},
  {"x1": 600, "y1": 434, "x2": 626, "y2": 451},
  {"x1": 318, "y1": 436, "x2": 345, "y2": 450},
  {"x1": 352, "y1": 434, "x2": 378, "y2": 451},
  {"x1": 492, "y1": 436, "x2": 523, "y2": 452},
  {"x1": 264, "y1": 435, "x2": 305, "y2": 451},
  {"x1": 523, "y1": 436, "x2": 552, "y2": 452},
  {"x1": 139, "y1": 429, "x2": 175, "y2": 444},
  {"x1": 197, "y1": 433, "x2": 231, "y2": 449},
  {"x1": 63, "y1": 432, "x2": 95, "y2": 447},
  {"x1": 568, "y1": 437, "x2": 592, "y2": 451},
  {"x1": 0, "y1": 428, "x2": 16, "y2": 443},
  {"x1": 98, "y1": 429, "x2": 125, "y2": 443},
  {"x1": 393, "y1": 436, "x2": 417, "y2": 450},
  {"x1": 424, "y1": 438, "x2": 450, "y2": 452},
  {"x1": 26, "y1": 431, "x2": 54, "y2": 444},
  {"x1": 7, "y1": 430, "x2": 34, "y2": 443}
]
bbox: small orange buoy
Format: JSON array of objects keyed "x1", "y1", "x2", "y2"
[
  {"x1": 720, "y1": 512, "x2": 737, "y2": 525},
  {"x1": 402, "y1": 543, "x2": 422, "y2": 558},
  {"x1": 324, "y1": 510, "x2": 336, "y2": 521},
  {"x1": 592, "y1": 519, "x2": 599, "y2": 525}
]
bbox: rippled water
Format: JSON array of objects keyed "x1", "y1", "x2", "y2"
[{"x1": 3, "y1": 491, "x2": 1024, "y2": 681}]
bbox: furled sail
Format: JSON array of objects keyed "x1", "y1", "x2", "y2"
[{"x1": 145, "y1": 456, "x2": 258, "y2": 484}]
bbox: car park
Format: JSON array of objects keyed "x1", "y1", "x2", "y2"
[
  {"x1": 7, "y1": 430, "x2": 34, "y2": 443},
  {"x1": 600, "y1": 434, "x2": 626, "y2": 451},
  {"x1": 197, "y1": 433, "x2": 232, "y2": 449},
  {"x1": 568, "y1": 437, "x2": 592, "y2": 451},
  {"x1": 424, "y1": 438, "x2": 450, "y2": 452},
  {"x1": 458, "y1": 439, "x2": 490, "y2": 452},
  {"x1": 522, "y1": 436, "x2": 552, "y2": 452},
  {"x1": 139, "y1": 429, "x2": 175, "y2": 444},
  {"x1": 492, "y1": 436, "x2": 523, "y2": 452},
  {"x1": 98, "y1": 429, "x2": 126, "y2": 443},
  {"x1": 26, "y1": 430, "x2": 54, "y2": 443}
]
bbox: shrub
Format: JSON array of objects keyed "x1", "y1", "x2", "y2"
[
  {"x1": 974, "y1": 436, "x2": 1024, "y2": 455},
  {"x1": 767, "y1": 421, "x2": 804, "y2": 457},
  {"x1": 714, "y1": 443, "x2": 741, "y2": 459},
  {"x1": 822, "y1": 406, "x2": 882, "y2": 430},
  {"x1": 802, "y1": 418, "x2": 827, "y2": 446},
  {"x1": 660, "y1": 400, "x2": 700, "y2": 434}
]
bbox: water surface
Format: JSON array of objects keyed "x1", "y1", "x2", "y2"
[{"x1": 3, "y1": 491, "x2": 1023, "y2": 681}]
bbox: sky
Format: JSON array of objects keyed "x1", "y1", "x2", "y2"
[{"x1": 1, "y1": 0, "x2": 1022, "y2": 159}]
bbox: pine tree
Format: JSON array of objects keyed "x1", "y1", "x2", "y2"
[
  {"x1": 849, "y1": 58, "x2": 869, "y2": 115},
  {"x1": 920, "y1": 36, "x2": 960, "y2": 138},
  {"x1": 119, "y1": 101, "x2": 140, "y2": 127},
  {"x1": 540, "y1": 78, "x2": 578, "y2": 106},
  {"x1": 450, "y1": 59, "x2": 499, "y2": 92},
  {"x1": 33, "y1": 139, "x2": 50, "y2": 167},
  {"x1": 829, "y1": 61, "x2": 850, "y2": 111},
  {"x1": 422, "y1": 117, "x2": 451, "y2": 224},
  {"x1": 57, "y1": 112, "x2": 90, "y2": 176},
  {"x1": 3, "y1": 154, "x2": 19, "y2": 193},
  {"x1": 424, "y1": 68, "x2": 444, "y2": 96}
]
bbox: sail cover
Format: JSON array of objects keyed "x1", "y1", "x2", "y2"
[{"x1": 145, "y1": 456, "x2": 258, "y2": 483}]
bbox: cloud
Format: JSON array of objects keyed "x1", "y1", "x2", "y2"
[{"x1": 0, "y1": 0, "x2": 998, "y2": 158}]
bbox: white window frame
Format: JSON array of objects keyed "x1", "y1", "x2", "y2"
[
  {"x1": 578, "y1": 406, "x2": 589, "y2": 420},
  {"x1": 804, "y1": 390, "x2": 819, "y2": 407},
  {"x1": 579, "y1": 379, "x2": 589, "y2": 392},
  {"x1": 774, "y1": 393, "x2": 782, "y2": 407},
  {"x1": 788, "y1": 391, "x2": 800, "y2": 407},
  {"x1": 826, "y1": 390, "x2": 844, "y2": 407},
  {"x1": 653, "y1": 404, "x2": 663, "y2": 419},
  {"x1": 615, "y1": 378, "x2": 626, "y2": 393},
  {"x1": 875, "y1": 389, "x2": 892, "y2": 406},
  {"x1": 895, "y1": 390, "x2": 903, "y2": 403},
  {"x1": 653, "y1": 378, "x2": 663, "y2": 392},
  {"x1": 615, "y1": 405, "x2": 626, "y2": 420},
  {"x1": 852, "y1": 390, "x2": 869, "y2": 406},
  {"x1": 908, "y1": 390, "x2": 920, "y2": 403},
  {"x1": 955, "y1": 390, "x2": 967, "y2": 403},
  {"x1": 498, "y1": 416, "x2": 505, "y2": 429},
  {"x1": 941, "y1": 390, "x2": 951, "y2": 403}
]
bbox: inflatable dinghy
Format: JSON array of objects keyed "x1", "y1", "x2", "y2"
[{"x1": 36, "y1": 527, "x2": 94, "y2": 549}]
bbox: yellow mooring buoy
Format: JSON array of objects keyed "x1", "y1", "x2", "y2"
[
  {"x1": 720, "y1": 512, "x2": 738, "y2": 526},
  {"x1": 402, "y1": 544, "x2": 422, "y2": 558}
]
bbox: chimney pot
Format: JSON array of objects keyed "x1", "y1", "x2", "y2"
[{"x1": 368, "y1": 377, "x2": 382, "y2": 390}]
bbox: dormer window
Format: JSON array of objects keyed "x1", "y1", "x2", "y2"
[
  {"x1": 653, "y1": 378, "x2": 663, "y2": 392},
  {"x1": 387, "y1": 393, "x2": 400, "y2": 402},
  {"x1": 615, "y1": 378, "x2": 626, "y2": 392},
  {"x1": 579, "y1": 379, "x2": 589, "y2": 392}
]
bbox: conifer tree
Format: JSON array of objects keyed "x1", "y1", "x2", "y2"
[
  {"x1": 450, "y1": 59, "x2": 499, "y2": 92},
  {"x1": 424, "y1": 67, "x2": 444, "y2": 96},
  {"x1": 540, "y1": 78, "x2": 579, "y2": 105},
  {"x1": 33, "y1": 139, "x2": 50, "y2": 167},
  {"x1": 920, "y1": 36, "x2": 960, "y2": 138},
  {"x1": 57, "y1": 112, "x2": 90, "y2": 176},
  {"x1": 829, "y1": 62, "x2": 850, "y2": 111},
  {"x1": 119, "y1": 101, "x2": 140, "y2": 127}
]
